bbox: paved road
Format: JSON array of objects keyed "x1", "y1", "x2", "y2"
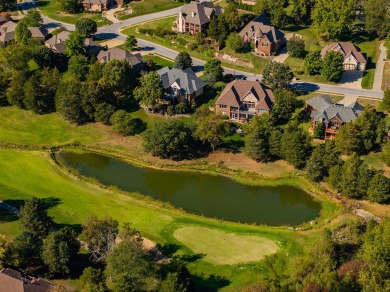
[
  {"x1": 19, "y1": 1, "x2": 385, "y2": 99},
  {"x1": 373, "y1": 42, "x2": 387, "y2": 92}
]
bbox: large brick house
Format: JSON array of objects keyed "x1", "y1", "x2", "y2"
[
  {"x1": 306, "y1": 95, "x2": 363, "y2": 140},
  {"x1": 215, "y1": 79, "x2": 274, "y2": 122},
  {"x1": 239, "y1": 13, "x2": 285, "y2": 56},
  {"x1": 175, "y1": 0, "x2": 223, "y2": 35},
  {"x1": 157, "y1": 66, "x2": 206, "y2": 104},
  {"x1": 321, "y1": 42, "x2": 367, "y2": 71}
]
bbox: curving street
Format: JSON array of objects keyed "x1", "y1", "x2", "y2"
[{"x1": 19, "y1": 0, "x2": 385, "y2": 99}]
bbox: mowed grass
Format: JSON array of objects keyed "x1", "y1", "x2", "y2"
[
  {"x1": 383, "y1": 62, "x2": 390, "y2": 91},
  {"x1": 359, "y1": 38, "x2": 380, "y2": 89},
  {"x1": 173, "y1": 226, "x2": 278, "y2": 265},
  {"x1": 38, "y1": 0, "x2": 112, "y2": 26},
  {"x1": 118, "y1": 0, "x2": 182, "y2": 20},
  {"x1": 0, "y1": 107, "x2": 110, "y2": 145}
]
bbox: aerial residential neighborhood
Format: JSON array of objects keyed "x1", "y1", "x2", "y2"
[{"x1": 0, "y1": 0, "x2": 389, "y2": 291}]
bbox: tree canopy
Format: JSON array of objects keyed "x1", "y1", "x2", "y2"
[
  {"x1": 75, "y1": 18, "x2": 97, "y2": 38},
  {"x1": 173, "y1": 51, "x2": 193, "y2": 70},
  {"x1": 262, "y1": 61, "x2": 293, "y2": 89}
]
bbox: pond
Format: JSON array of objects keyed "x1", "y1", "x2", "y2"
[{"x1": 58, "y1": 151, "x2": 322, "y2": 226}]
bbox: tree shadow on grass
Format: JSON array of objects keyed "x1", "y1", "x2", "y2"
[
  {"x1": 190, "y1": 274, "x2": 231, "y2": 292},
  {"x1": 42, "y1": 197, "x2": 62, "y2": 210},
  {"x1": 178, "y1": 253, "x2": 205, "y2": 263},
  {"x1": 2, "y1": 199, "x2": 25, "y2": 210},
  {"x1": 55, "y1": 223, "x2": 83, "y2": 235},
  {"x1": 156, "y1": 243, "x2": 181, "y2": 257}
]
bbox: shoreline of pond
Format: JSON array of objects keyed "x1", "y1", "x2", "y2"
[{"x1": 53, "y1": 147, "x2": 341, "y2": 228}]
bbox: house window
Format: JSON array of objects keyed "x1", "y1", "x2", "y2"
[
  {"x1": 258, "y1": 109, "x2": 266, "y2": 114},
  {"x1": 231, "y1": 107, "x2": 238, "y2": 111},
  {"x1": 262, "y1": 42, "x2": 268, "y2": 47},
  {"x1": 219, "y1": 104, "x2": 227, "y2": 108},
  {"x1": 221, "y1": 111, "x2": 226, "y2": 115},
  {"x1": 243, "y1": 102, "x2": 255, "y2": 108}
]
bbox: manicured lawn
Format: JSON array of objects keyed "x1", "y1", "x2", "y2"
[
  {"x1": 383, "y1": 62, "x2": 390, "y2": 91},
  {"x1": 358, "y1": 38, "x2": 380, "y2": 89},
  {"x1": 0, "y1": 107, "x2": 110, "y2": 145},
  {"x1": 173, "y1": 226, "x2": 278, "y2": 265},
  {"x1": 38, "y1": 0, "x2": 112, "y2": 26},
  {"x1": 117, "y1": 0, "x2": 182, "y2": 20},
  {"x1": 0, "y1": 148, "x2": 311, "y2": 290},
  {"x1": 142, "y1": 54, "x2": 174, "y2": 69}
]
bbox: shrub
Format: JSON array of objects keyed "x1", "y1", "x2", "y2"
[
  {"x1": 110, "y1": 110, "x2": 146, "y2": 136},
  {"x1": 287, "y1": 34, "x2": 306, "y2": 58}
]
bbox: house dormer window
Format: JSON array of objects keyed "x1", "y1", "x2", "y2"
[{"x1": 262, "y1": 42, "x2": 268, "y2": 47}]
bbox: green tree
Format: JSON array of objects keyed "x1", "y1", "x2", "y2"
[
  {"x1": 110, "y1": 110, "x2": 146, "y2": 136},
  {"x1": 0, "y1": 0, "x2": 15, "y2": 11},
  {"x1": 313, "y1": 122, "x2": 325, "y2": 139},
  {"x1": 23, "y1": 10, "x2": 43, "y2": 27},
  {"x1": 99, "y1": 59, "x2": 136, "y2": 103},
  {"x1": 292, "y1": 0, "x2": 315, "y2": 24},
  {"x1": 195, "y1": 108, "x2": 229, "y2": 150},
  {"x1": 245, "y1": 115, "x2": 272, "y2": 162},
  {"x1": 281, "y1": 123, "x2": 312, "y2": 169},
  {"x1": 7, "y1": 232, "x2": 43, "y2": 269},
  {"x1": 0, "y1": 235, "x2": 8, "y2": 268},
  {"x1": 160, "y1": 273, "x2": 187, "y2": 292},
  {"x1": 79, "y1": 267, "x2": 107, "y2": 292},
  {"x1": 269, "y1": 128, "x2": 283, "y2": 158},
  {"x1": 287, "y1": 34, "x2": 305, "y2": 58},
  {"x1": 173, "y1": 52, "x2": 192, "y2": 70},
  {"x1": 81, "y1": 215, "x2": 119, "y2": 263},
  {"x1": 262, "y1": 61, "x2": 293, "y2": 89},
  {"x1": 124, "y1": 35, "x2": 137, "y2": 50},
  {"x1": 321, "y1": 51, "x2": 344, "y2": 82},
  {"x1": 362, "y1": 0, "x2": 390, "y2": 38},
  {"x1": 94, "y1": 102, "x2": 116, "y2": 125},
  {"x1": 335, "y1": 123, "x2": 362, "y2": 154},
  {"x1": 143, "y1": 119, "x2": 196, "y2": 160},
  {"x1": 203, "y1": 59, "x2": 224, "y2": 85},
  {"x1": 56, "y1": 77, "x2": 87, "y2": 124},
  {"x1": 311, "y1": 0, "x2": 356, "y2": 40},
  {"x1": 304, "y1": 51, "x2": 322, "y2": 75},
  {"x1": 6, "y1": 70, "x2": 28, "y2": 108},
  {"x1": 382, "y1": 140, "x2": 390, "y2": 166},
  {"x1": 58, "y1": 0, "x2": 81, "y2": 13},
  {"x1": 340, "y1": 154, "x2": 368, "y2": 199},
  {"x1": 42, "y1": 228, "x2": 80, "y2": 276},
  {"x1": 65, "y1": 31, "x2": 85, "y2": 57},
  {"x1": 20, "y1": 197, "x2": 54, "y2": 239},
  {"x1": 358, "y1": 219, "x2": 390, "y2": 290},
  {"x1": 105, "y1": 241, "x2": 155, "y2": 292},
  {"x1": 31, "y1": 45, "x2": 55, "y2": 68},
  {"x1": 75, "y1": 18, "x2": 97, "y2": 38},
  {"x1": 134, "y1": 71, "x2": 163, "y2": 112},
  {"x1": 68, "y1": 55, "x2": 89, "y2": 80},
  {"x1": 327, "y1": 164, "x2": 343, "y2": 191},
  {"x1": 305, "y1": 145, "x2": 327, "y2": 181},
  {"x1": 367, "y1": 171, "x2": 390, "y2": 203},
  {"x1": 0, "y1": 43, "x2": 31, "y2": 71},
  {"x1": 379, "y1": 89, "x2": 390, "y2": 113},
  {"x1": 15, "y1": 19, "x2": 32, "y2": 44},
  {"x1": 270, "y1": 89, "x2": 297, "y2": 124},
  {"x1": 226, "y1": 32, "x2": 244, "y2": 52}
]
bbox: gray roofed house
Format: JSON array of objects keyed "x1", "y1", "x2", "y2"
[
  {"x1": 28, "y1": 26, "x2": 48, "y2": 40},
  {"x1": 97, "y1": 47, "x2": 144, "y2": 72},
  {"x1": 175, "y1": 0, "x2": 223, "y2": 34},
  {"x1": 0, "y1": 268, "x2": 55, "y2": 292},
  {"x1": 215, "y1": 79, "x2": 275, "y2": 121},
  {"x1": 321, "y1": 42, "x2": 367, "y2": 71},
  {"x1": 0, "y1": 21, "x2": 48, "y2": 44},
  {"x1": 239, "y1": 13, "x2": 285, "y2": 56},
  {"x1": 157, "y1": 66, "x2": 206, "y2": 104},
  {"x1": 306, "y1": 95, "x2": 363, "y2": 140},
  {"x1": 44, "y1": 30, "x2": 71, "y2": 54}
]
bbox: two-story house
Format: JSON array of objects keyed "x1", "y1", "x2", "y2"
[
  {"x1": 215, "y1": 79, "x2": 274, "y2": 121},
  {"x1": 97, "y1": 47, "x2": 144, "y2": 72},
  {"x1": 239, "y1": 13, "x2": 285, "y2": 56},
  {"x1": 175, "y1": 0, "x2": 223, "y2": 35},
  {"x1": 306, "y1": 95, "x2": 363, "y2": 140},
  {"x1": 81, "y1": 0, "x2": 122, "y2": 11},
  {"x1": 157, "y1": 66, "x2": 206, "y2": 104},
  {"x1": 321, "y1": 42, "x2": 367, "y2": 71}
]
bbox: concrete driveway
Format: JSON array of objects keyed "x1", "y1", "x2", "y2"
[
  {"x1": 273, "y1": 33, "x2": 294, "y2": 63},
  {"x1": 373, "y1": 42, "x2": 387, "y2": 91},
  {"x1": 339, "y1": 70, "x2": 363, "y2": 89}
]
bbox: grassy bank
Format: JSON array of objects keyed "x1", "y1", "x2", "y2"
[{"x1": 0, "y1": 148, "x2": 328, "y2": 290}]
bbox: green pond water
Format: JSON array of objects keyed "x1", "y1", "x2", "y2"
[{"x1": 59, "y1": 151, "x2": 322, "y2": 226}]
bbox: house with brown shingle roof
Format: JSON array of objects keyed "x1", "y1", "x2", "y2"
[
  {"x1": 239, "y1": 13, "x2": 285, "y2": 56},
  {"x1": 97, "y1": 47, "x2": 144, "y2": 72},
  {"x1": 175, "y1": 0, "x2": 223, "y2": 35},
  {"x1": 0, "y1": 268, "x2": 55, "y2": 292},
  {"x1": 0, "y1": 21, "x2": 48, "y2": 44},
  {"x1": 321, "y1": 42, "x2": 367, "y2": 71},
  {"x1": 215, "y1": 79, "x2": 275, "y2": 122},
  {"x1": 81, "y1": 0, "x2": 120, "y2": 11}
]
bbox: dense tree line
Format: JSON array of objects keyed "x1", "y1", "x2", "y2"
[{"x1": 243, "y1": 218, "x2": 390, "y2": 291}]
